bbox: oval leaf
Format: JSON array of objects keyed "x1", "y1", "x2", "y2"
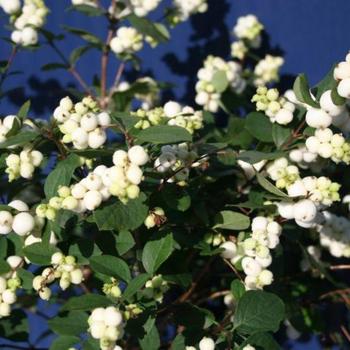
[
  {"x1": 234, "y1": 290, "x2": 285, "y2": 334},
  {"x1": 214, "y1": 211, "x2": 250, "y2": 230},
  {"x1": 137, "y1": 125, "x2": 192, "y2": 144},
  {"x1": 142, "y1": 233, "x2": 174, "y2": 274},
  {"x1": 90, "y1": 255, "x2": 131, "y2": 282}
]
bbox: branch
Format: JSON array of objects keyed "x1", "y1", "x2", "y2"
[
  {"x1": 100, "y1": 0, "x2": 117, "y2": 109},
  {"x1": 48, "y1": 41, "x2": 95, "y2": 97},
  {"x1": 330, "y1": 265, "x2": 350, "y2": 270},
  {"x1": 0, "y1": 45, "x2": 18, "y2": 91},
  {"x1": 107, "y1": 61, "x2": 126, "y2": 102}
]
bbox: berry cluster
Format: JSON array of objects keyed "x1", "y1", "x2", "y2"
[
  {"x1": 37, "y1": 145, "x2": 149, "y2": 220},
  {"x1": 110, "y1": 27, "x2": 143, "y2": 55},
  {"x1": 231, "y1": 14, "x2": 263, "y2": 60},
  {"x1": 5, "y1": 147, "x2": 43, "y2": 182},
  {"x1": 266, "y1": 157, "x2": 300, "y2": 190},
  {"x1": 144, "y1": 207, "x2": 166, "y2": 229},
  {"x1": 133, "y1": 107, "x2": 163, "y2": 129},
  {"x1": 304, "y1": 88, "x2": 349, "y2": 130},
  {"x1": 164, "y1": 101, "x2": 204, "y2": 133},
  {"x1": 305, "y1": 128, "x2": 350, "y2": 164},
  {"x1": 289, "y1": 146, "x2": 318, "y2": 168},
  {"x1": 317, "y1": 211, "x2": 350, "y2": 258},
  {"x1": 172, "y1": 0, "x2": 208, "y2": 22},
  {"x1": 71, "y1": 0, "x2": 95, "y2": 5},
  {"x1": 221, "y1": 217, "x2": 281, "y2": 290},
  {"x1": 267, "y1": 157, "x2": 341, "y2": 228},
  {"x1": 252, "y1": 87, "x2": 295, "y2": 125},
  {"x1": 334, "y1": 53, "x2": 350, "y2": 99},
  {"x1": 254, "y1": 55, "x2": 284, "y2": 86},
  {"x1": 33, "y1": 252, "x2": 83, "y2": 300},
  {"x1": 88, "y1": 307, "x2": 124, "y2": 350},
  {"x1": 144, "y1": 275, "x2": 169, "y2": 302},
  {"x1": 0, "y1": 115, "x2": 19, "y2": 143},
  {"x1": 0, "y1": 0, "x2": 49, "y2": 46},
  {"x1": 233, "y1": 14, "x2": 263, "y2": 48},
  {"x1": 231, "y1": 41, "x2": 248, "y2": 61},
  {"x1": 54, "y1": 96, "x2": 110, "y2": 150},
  {"x1": 154, "y1": 143, "x2": 201, "y2": 186},
  {"x1": 132, "y1": 101, "x2": 203, "y2": 134},
  {"x1": 124, "y1": 0, "x2": 161, "y2": 17},
  {"x1": 0, "y1": 256, "x2": 23, "y2": 318},
  {"x1": 195, "y1": 56, "x2": 246, "y2": 112},
  {"x1": 0, "y1": 200, "x2": 35, "y2": 236},
  {"x1": 102, "y1": 278, "x2": 122, "y2": 299}
]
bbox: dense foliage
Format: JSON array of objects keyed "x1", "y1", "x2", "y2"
[{"x1": 0, "y1": 1, "x2": 350, "y2": 349}]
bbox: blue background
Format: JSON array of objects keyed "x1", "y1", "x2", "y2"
[{"x1": 0, "y1": 0, "x2": 348, "y2": 348}]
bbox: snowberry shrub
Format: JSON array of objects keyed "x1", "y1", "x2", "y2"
[{"x1": 0, "y1": 1, "x2": 350, "y2": 349}]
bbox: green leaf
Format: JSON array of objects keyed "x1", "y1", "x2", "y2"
[
  {"x1": 48, "y1": 311, "x2": 88, "y2": 336},
  {"x1": 245, "y1": 112, "x2": 273, "y2": 143},
  {"x1": 272, "y1": 124, "x2": 291, "y2": 148},
  {"x1": 90, "y1": 255, "x2": 131, "y2": 282},
  {"x1": 128, "y1": 14, "x2": 169, "y2": 43},
  {"x1": 293, "y1": 74, "x2": 319, "y2": 108},
  {"x1": 139, "y1": 322, "x2": 161, "y2": 350},
  {"x1": 111, "y1": 112, "x2": 140, "y2": 131},
  {"x1": 70, "y1": 45, "x2": 93, "y2": 65},
  {"x1": 234, "y1": 290, "x2": 285, "y2": 334},
  {"x1": 0, "y1": 236, "x2": 7, "y2": 258},
  {"x1": 238, "y1": 151, "x2": 284, "y2": 164},
  {"x1": 0, "y1": 131, "x2": 40, "y2": 149},
  {"x1": 231, "y1": 279, "x2": 245, "y2": 300},
  {"x1": 116, "y1": 230, "x2": 135, "y2": 255},
  {"x1": 314, "y1": 64, "x2": 337, "y2": 99},
  {"x1": 50, "y1": 335, "x2": 80, "y2": 350},
  {"x1": 63, "y1": 26, "x2": 103, "y2": 48},
  {"x1": 69, "y1": 239, "x2": 102, "y2": 264},
  {"x1": 331, "y1": 87, "x2": 346, "y2": 106},
  {"x1": 44, "y1": 154, "x2": 81, "y2": 198},
  {"x1": 93, "y1": 194, "x2": 148, "y2": 231},
  {"x1": 62, "y1": 294, "x2": 113, "y2": 311},
  {"x1": 239, "y1": 333, "x2": 280, "y2": 350},
  {"x1": 171, "y1": 334, "x2": 186, "y2": 350},
  {"x1": 23, "y1": 243, "x2": 58, "y2": 265},
  {"x1": 0, "y1": 261, "x2": 10, "y2": 275},
  {"x1": 212, "y1": 70, "x2": 229, "y2": 93},
  {"x1": 142, "y1": 233, "x2": 174, "y2": 274},
  {"x1": 0, "y1": 310, "x2": 28, "y2": 341},
  {"x1": 256, "y1": 173, "x2": 290, "y2": 199},
  {"x1": 162, "y1": 185, "x2": 191, "y2": 212},
  {"x1": 123, "y1": 273, "x2": 151, "y2": 301},
  {"x1": 213, "y1": 211, "x2": 250, "y2": 230},
  {"x1": 70, "y1": 4, "x2": 105, "y2": 16},
  {"x1": 17, "y1": 268, "x2": 34, "y2": 290},
  {"x1": 17, "y1": 100, "x2": 31, "y2": 120},
  {"x1": 41, "y1": 63, "x2": 68, "y2": 71},
  {"x1": 224, "y1": 117, "x2": 253, "y2": 148},
  {"x1": 137, "y1": 125, "x2": 192, "y2": 144},
  {"x1": 83, "y1": 339, "x2": 100, "y2": 350}
]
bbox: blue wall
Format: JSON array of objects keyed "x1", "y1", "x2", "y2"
[{"x1": 0, "y1": 0, "x2": 349, "y2": 348}]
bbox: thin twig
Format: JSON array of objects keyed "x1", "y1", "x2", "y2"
[
  {"x1": 197, "y1": 290, "x2": 230, "y2": 305},
  {"x1": 107, "y1": 61, "x2": 126, "y2": 101},
  {"x1": 320, "y1": 288, "x2": 350, "y2": 300},
  {"x1": 223, "y1": 259, "x2": 243, "y2": 282},
  {"x1": 0, "y1": 45, "x2": 18, "y2": 90},
  {"x1": 178, "y1": 257, "x2": 215, "y2": 303},
  {"x1": 48, "y1": 41, "x2": 94, "y2": 96},
  {"x1": 341, "y1": 325, "x2": 350, "y2": 343},
  {"x1": 330, "y1": 265, "x2": 350, "y2": 270},
  {"x1": 100, "y1": 0, "x2": 117, "y2": 109}
]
